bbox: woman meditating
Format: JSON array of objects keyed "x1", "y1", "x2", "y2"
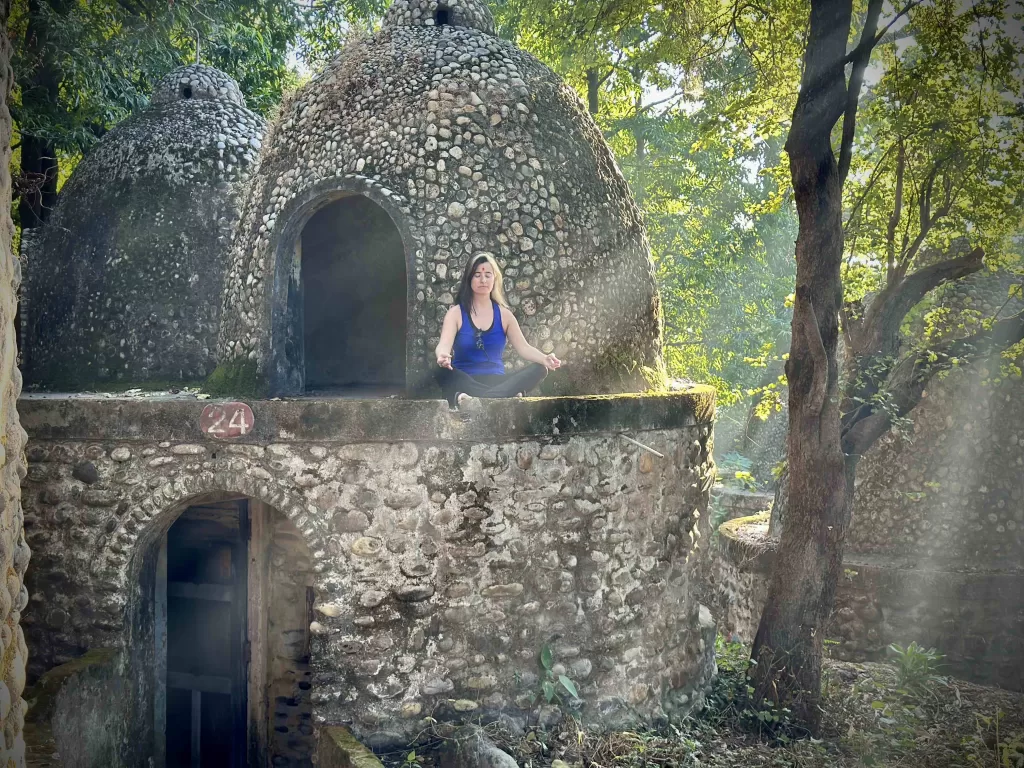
[{"x1": 435, "y1": 253, "x2": 561, "y2": 411}]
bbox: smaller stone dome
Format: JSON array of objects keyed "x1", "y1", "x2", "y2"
[
  {"x1": 22, "y1": 63, "x2": 266, "y2": 390},
  {"x1": 151, "y1": 63, "x2": 246, "y2": 107},
  {"x1": 383, "y1": 0, "x2": 496, "y2": 35}
]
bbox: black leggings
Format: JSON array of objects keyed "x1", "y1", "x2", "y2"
[{"x1": 435, "y1": 364, "x2": 548, "y2": 407}]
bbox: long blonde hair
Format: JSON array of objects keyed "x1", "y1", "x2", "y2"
[{"x1": 456, "y1": 252, "x2": 509, "y2": 312}]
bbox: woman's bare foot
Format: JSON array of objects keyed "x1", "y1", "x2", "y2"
[{"x1": 456, "y1": 393, "x2": 482, "y2": 414}]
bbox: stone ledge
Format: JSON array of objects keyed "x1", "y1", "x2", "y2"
[
  {"x1": 318, "y1": 726, "x2": 385, "y2": 768},
  {"x1": 716, "y1": 513, "x2": 775, "y2": 572},
  {"x1": 19, "y1": 387, "x2": 715, "y2": 444}
]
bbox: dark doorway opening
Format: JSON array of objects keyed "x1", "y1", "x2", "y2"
[
  {"x1": 435, "y1": 5, "x2": 451, "y2": 24},
  {"x1": 300, "y1": 195, "x2": 407, "y2": 395},
  {"x1": 160, "y1": 500, "x2": 249, "y2": 768}
]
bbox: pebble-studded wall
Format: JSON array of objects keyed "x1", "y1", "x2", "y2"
[
  {"x1": 846, "y1": 359, "x2": 1024, "y2": 561},
  {"x1": 214, "y1": 0, "x2": 663, "y2": 396},
  {"x1": 20, "y1": 392, "x2": 716, "y2": 758},
  {"x1": 0, "y1": 1, "x2": 30, "y2": 762},
  {"x1": 22, "y1": 64, "x2": 266, "y2": 391},
  {"x1": 846, "y1": 271, "x2": 1024, "y2": 561}
]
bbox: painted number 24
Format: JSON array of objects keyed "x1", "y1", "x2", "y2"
[{"x1": 200, "y1": 403, "x2": 254, "y2": 439}]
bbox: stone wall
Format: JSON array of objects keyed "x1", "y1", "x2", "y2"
[
  {"x1": 22, "y1": 65, "x2": 265, "y2": 390},
  {"x1": 709, "y1": 487, "x2": 772, "y2": 526},
  {"x1": 847, "y1": 362, "x2": 1023, "y2": 564},
  {"x1": 21, "y1": 391, "x2": 716, "y2": 753},
  {"x1": 711, "y1": 516, "x2": 1024, "y2": 691},
  {"x1": 0, "y1": 1, "x2": 31, "y2": 763}
]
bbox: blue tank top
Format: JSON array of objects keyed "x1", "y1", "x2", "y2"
[{"x1": 453, "y1": 301, "x2": 506, "y2": 375}]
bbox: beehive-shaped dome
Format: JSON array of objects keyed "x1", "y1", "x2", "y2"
[
  {"x1": 214, "y1": 0, "x2": 662, "y2": 396},
  {"x1": 23, "y1": 64, "x2": 267, "y2": 390}
]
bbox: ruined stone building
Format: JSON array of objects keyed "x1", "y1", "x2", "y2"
[{"x1": 16, "y1": 2, "x2": 716, "y2": 766}]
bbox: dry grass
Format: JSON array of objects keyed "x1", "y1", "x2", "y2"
[{"x1": 379, "y1": 650, "x2": 1024, "y2": 768}]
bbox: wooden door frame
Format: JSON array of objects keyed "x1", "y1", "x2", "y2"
[{"x1": 154, "y1": 498, "x2": 254, "y2": 768}]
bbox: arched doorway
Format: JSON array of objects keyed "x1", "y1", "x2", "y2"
[
  {"x1": 140, "y1": 495, "x2": 315, "y2": 767},
  {"x1": 160, "y1": 500, "x2": 249, "y2": 767},
  {"x1": 299, "y1": 195, "x2": 407, "y2": 395}
]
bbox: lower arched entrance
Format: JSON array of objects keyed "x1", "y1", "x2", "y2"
[
  {"x1": 145, "y1": 495, "x2": 315, "y2": 767},
  {"x1": 299, "y1": 195, "x2": 407, "y2": 394}
]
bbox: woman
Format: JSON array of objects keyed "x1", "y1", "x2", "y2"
[{"x1": 435, "y1": 253, "x2": 561, "y2": 410}]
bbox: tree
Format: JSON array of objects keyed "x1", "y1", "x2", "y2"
[
  {"x1": 10, "y1": 0, "x2": 306, "y2": 227},
  {"x1": 748, "y1": 0, "x2": 886, "y2": 728},
  {"x1": 751, "y1": 0, "x2": 1024, "y2": 729},
  {"x1": 839, "y1": 0, "x2": 1024, "y2": 456},
  {"x1": 493, "y1": 0, "x2": 804, "y2": 400}
]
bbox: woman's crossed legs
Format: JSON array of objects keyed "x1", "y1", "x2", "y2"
[{"x1": 435, "y1": 364, "x2": 548, "y2": 408}]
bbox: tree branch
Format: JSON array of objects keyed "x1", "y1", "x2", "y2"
[
  {"x1": 840, "y1": 0, "x2": 925, "y2": 63},
  {"x1": 885, "y1": 139, "x2": 906, "y2": 284},
  {"x1": 870, "y1": 0, "x2": 924, "y2": 48},
  {"x1": 838, "y1": 0, "x2": 884, "y2": 185},
  {"x1": 843, "y1": 306, "x2": 1024, "y2": 455},
  {"x1": 857, "y1": 247, "x2": 985, "y2": 358},
  {"x1": 844, "y1": 141, "x2": 897, "y2": 233}
]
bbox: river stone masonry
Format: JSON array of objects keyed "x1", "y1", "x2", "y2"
[
  {"x1": 22, "y1": 64, "x2": 267, "y2": 390},
  {"x1": 215, "y1": 0, "x2": 662, "y2": 395},
  {"x1": 0, "y1": 0, "x2": 30, "y2": 761},
  {"x1": 21, "y1": 391, "x2": 716, "y2": 754}
]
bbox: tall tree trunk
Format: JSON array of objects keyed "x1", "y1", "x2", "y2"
[{"x1": 749, "y1": 0, "x2": 852, "y2": 731}]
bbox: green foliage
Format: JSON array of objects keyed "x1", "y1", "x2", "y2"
[
  {"x1": 843, "y1": 0, "x2": 1024, "y2": 294},
  {"x1": 11, "y1": 0, "x2": 305, "y2": 141},
  {"x1": 295, "y1": 0, "x2": 388, "y2": 71},
  {"x1": 716, "y1": 452, "x2": 761, "y2": 491},
  {"x1": 701, "y1": 637, "x2": 809, "y2": 744},
  {"x1": 537, "y1": 643, "x2": 581, "y2": 707},
  {"x1": 962, "y1": 710, "x2": 1024, "y2": 767},
  {"x1": 491, "y1": 0, "x2": 800, "y2": 404},
  {"x1": 203, "y1": 358, "x2": 265, "y2": 399},
  {"x1": 887, "y1": 642, "x2": 946, "y2": 695}
]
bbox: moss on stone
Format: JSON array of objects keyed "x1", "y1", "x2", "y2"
[
  {"x1": 25, "y1": 648, "x2": 119, "y2": 725},
  {"x1": 317, "y1": 726, "x2": 385, "y2": 768},
  {"x1": 204, "y1": 357, "x2": 266, "y2": 398}
]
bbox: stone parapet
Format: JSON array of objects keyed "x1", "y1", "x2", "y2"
[{"x1": 22, "y1": 390, "x2": 717, "y2": 755}]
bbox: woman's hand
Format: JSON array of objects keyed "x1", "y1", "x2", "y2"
[
  {"x1": 437, "y1": 351, "x2": 453, "y2": 369},
  {"x1": 542, "y1": 353, "x2": 561, "y2": 371}
]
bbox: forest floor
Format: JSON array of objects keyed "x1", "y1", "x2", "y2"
[{"x1": 378, "y1": 642, "x2": 1024, "y2": 768}]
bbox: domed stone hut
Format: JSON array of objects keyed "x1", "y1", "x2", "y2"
[
  {"x1": 214, "y1": 0, "x2": 662, "y2": 397},
  {"x1": 22, "y1": 64, "x2": 266, "y2": 390}
]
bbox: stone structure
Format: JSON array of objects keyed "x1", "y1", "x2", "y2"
[
  {"x1": 22, "y1": 392, "x2": 716, "y2": 765},
  {"x1": 21, "y1": 64, "x2": 266, "y2": 390},
  {"x1": 0, "y1": 2, "x2": 31, "y2": 764},
  {"x1": 213, "y1": 0, "x2": 662, "y2": 396},
  {"x1": 15, "y1": 5, "x2": 711, "y2": 764},
  {"x1": 709, "y1": 486, "x2": 772, "y2": 526}
]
